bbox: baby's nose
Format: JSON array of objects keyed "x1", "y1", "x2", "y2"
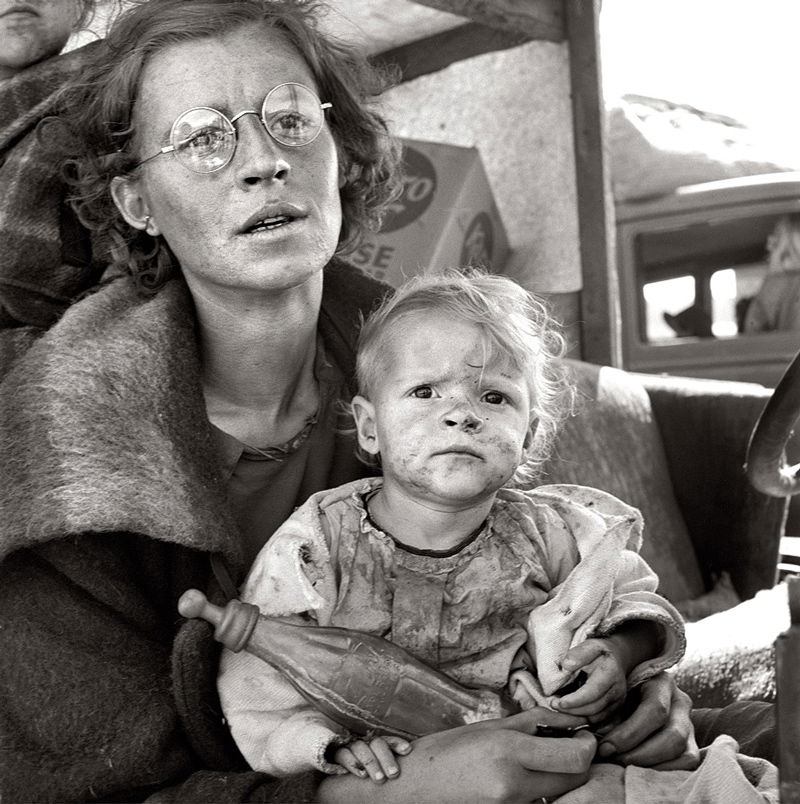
[{"x1": 443, "y1": 404, "x2": 483, "y2": 432}]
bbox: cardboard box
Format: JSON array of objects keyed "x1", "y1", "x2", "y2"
[{"x1": 349, "y1": 138, "x2": 509, "y2": 286}]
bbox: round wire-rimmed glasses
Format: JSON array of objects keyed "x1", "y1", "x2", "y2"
[{"x1": 135, "y1": 82, "x2": 332, "y2": 174}]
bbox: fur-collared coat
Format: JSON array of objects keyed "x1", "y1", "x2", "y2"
[{"x1": 0, "y1": 260, "x2": 385, "y2": 803}]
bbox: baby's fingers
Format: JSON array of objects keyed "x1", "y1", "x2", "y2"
[
  {"x1": 366, "y1": 736, "x2": 411, "y2": 779},
  {"x1": 351, "y1": 740, "x2": 387, "y2": 782},
  {"x1": 333, "y1": 746, "x2": 367, "y2": 779},
  {"x1": 552, "y1": 660, "x2": 626, "y2": 718},
  {"x1": 383, "y1": 735, "x2": 413, "y2": 757},
  {"x1": 560, "y1": 639, "x2": 607, "y2": 674}
]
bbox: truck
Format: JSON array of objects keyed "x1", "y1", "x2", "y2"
[{"x1": 615, "y1": 171, "x2": 800, "y2": 386}]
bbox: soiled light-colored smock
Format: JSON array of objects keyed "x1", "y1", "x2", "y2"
[{"x1": 218, "y1": 477, "x2": 685, "y2": 776}]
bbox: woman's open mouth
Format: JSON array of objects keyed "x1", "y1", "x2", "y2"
[
  {"x1": 244, "y1": 215, "x2": 294, "y2": 234},
  {"x1": 239, "y1": 202, "x2": 305, "y2": 236}
]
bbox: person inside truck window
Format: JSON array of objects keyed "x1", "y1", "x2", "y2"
[
  {"x1": 744, "y1": 213, "x2": 800, "y2": 332},
  {"x1": 663, "y1": 304, "x2": 714, "y2": 338}
]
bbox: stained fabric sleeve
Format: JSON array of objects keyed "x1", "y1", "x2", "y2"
[
  {"x1": 218, "y1": 497, "x2": 349, "y2": 776},
  {"x1": 520, "y1": 484, "x2": 686, "y2": 696}
]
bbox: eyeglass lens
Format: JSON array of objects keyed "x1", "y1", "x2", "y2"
[{"x1": 170, "y1": 83, "x2": 326, "y2": 173}]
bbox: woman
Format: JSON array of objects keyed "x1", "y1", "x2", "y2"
[{"x1": 0, "y1": 1, "x2": 698, "y2": 801}]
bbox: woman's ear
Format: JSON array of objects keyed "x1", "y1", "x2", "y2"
[
  {"x1": 351, "y1": 395, "x2": 380, "y2": 456},
  {"x1": 110, "y1": 175, "x2": 160, "y2": 236}
]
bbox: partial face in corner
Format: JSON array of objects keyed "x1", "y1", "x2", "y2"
[{"x1": 0, "y1": 1, "x2": 83, "y2": 79}]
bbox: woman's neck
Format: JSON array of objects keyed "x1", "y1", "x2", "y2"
[{"x1": 192, "y1": 277, "x2": 324, "y2": 446}]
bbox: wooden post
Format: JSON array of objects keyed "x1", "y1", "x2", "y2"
[
  {"x1": 778, "y1": 575, "x2": 800, "y2": 802},
  {"x1": 564, "y1": 0, "x2": 622, "y2": 367}
]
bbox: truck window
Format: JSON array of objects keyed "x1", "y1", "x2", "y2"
[
  {"x1": 616, "y1": 176, "x2": 800, "y2": 385},
  {"x1": 635, "y1": 213, "x2": 776, "y2": 343}
]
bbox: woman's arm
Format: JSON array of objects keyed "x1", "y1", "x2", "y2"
[
  {"x1": 0, "y1": 533, "x2": 316, "y2": 803},
  {"x1": 316, "y1": 709, "x2": 596, "y2": 804}
]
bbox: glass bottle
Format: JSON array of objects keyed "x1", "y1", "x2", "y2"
[{"x1": 179, "y1": 588, "x2": 518, "y2": 739}]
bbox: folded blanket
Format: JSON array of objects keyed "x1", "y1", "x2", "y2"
[
  {"x1": 557, "y1": 735, "x2": 778, "y2": 803},
  {"x1": 0, "y1": 41, "x2": 104, "y2": 328},
  {"x1": 676, "y1": 582, "x2": 789, "y2": 708}
]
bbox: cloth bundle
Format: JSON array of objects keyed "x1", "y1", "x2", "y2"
[{"x1": 557, "y1": 735, "x2": 778, "y2": 803}]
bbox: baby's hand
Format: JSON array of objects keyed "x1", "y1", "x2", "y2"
[
  {"x1": 333, "y1": 735, "x2": 412, "y2": 783},
  {"x1": 549, "y1": 638, "x2": 627, "y2": 723}
]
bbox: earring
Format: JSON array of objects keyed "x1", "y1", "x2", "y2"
[{"x1": 143, "y1": 215, "x2": 152, "y2": 232}]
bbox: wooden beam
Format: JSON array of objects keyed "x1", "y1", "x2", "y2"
[
  {"x1": 407, "y1": 0, "x2": 564, "y2": 40},
  {"x1": 778, "y1": 577, "x2": 800, "y2": 802},
  {"x1": 373, "y1": 21, "x2": 532, "y2": 81},
  {"x1": 565, "y1": 0, "x2": 621, "y2": 366}
]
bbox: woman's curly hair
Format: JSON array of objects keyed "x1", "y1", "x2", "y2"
[{"x1": 52, "y1": 0, "x2": 402, "y2": 293}]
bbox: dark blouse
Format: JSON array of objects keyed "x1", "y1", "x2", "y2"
[{"x1": 210, "y1": 340, "x2": 351, "y2": 568}]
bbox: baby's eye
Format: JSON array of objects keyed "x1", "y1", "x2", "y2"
[
  {"x1": 482, "y1": 390, "x2": 507, "y2": 405},
  {"x1": 410, "y1": 386, "x2": 433, "y2": 399}
]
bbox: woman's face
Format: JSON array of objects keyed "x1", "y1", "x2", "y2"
[{"x1": 114, "y1": 23, "x2": 343, "y2": 298}]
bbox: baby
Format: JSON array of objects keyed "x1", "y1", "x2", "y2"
[{"x1": 218, "y1": 270, "x2": 685, "y2": 782}]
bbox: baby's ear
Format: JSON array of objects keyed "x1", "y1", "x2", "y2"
[
  {"x1": 521, "y1": 418, "x2": 539, "y2": 460},
  {"x1": 351, "y1": 395, "x2": 381, "y2": 456}
]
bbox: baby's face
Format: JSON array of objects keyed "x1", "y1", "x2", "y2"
[
  {"x1": 358, "y1": 312, "x2": 534, "y2": 510},
  {"x1": 0, "y1": 1, "x2": 82, "y2": 80}
]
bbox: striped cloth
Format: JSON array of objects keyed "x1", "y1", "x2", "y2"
[{"x1": 0, "y1": 41, "x2": 103, "y2": 328}]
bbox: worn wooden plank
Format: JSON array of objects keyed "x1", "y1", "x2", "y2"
[
  {"x1": 373, "y1": 21, "x2": 531, "y2": 81},
  {"x1": 408, "y1": 0, "x2": 565, "y2": 40},
  {"x1": 564, "y1": 0, "x2": 620, "y2": 366},
  {"x1": 778, "y1": 576, "x2": 800, "y2": 801}
]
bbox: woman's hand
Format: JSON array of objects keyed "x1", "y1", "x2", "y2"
[
  {"x1": 595, "y1": 672, "x2": 700, "y2": 770},
  {"x1": 316, "y1": 708, "x2": 596, "y2": 803}
]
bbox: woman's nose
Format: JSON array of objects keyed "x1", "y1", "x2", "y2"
[
  {"x1": 234, "y1": 113, "x2": 290, "y2": 185},
  {"x1": 442, "y1": 402, "x2": 484, "y2": 432}
]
